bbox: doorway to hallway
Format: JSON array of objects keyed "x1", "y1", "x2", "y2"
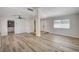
[{"x1": 7, "y1": 20, "x2": 15, "y2": 35}]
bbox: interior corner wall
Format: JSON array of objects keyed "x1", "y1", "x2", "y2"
[{"x1": 41, "y1": 14, "x2": 79, "y2": 38}]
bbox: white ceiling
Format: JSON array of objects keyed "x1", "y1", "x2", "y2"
[
  {"x1": 0, "y1": 7, "x2": 79, "y2": 18},
  {"x1": 0, "y1": 7, "x2": 34, "y2": 18},
  {"x1": 39, "y1": 7, "x2": 79, "y2": 18}
]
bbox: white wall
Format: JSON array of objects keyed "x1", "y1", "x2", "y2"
[
  {"x1": 15, "y1": 18, "x2": 34, "y2": 34},
  {"x1": 0, "y1": 16, "x2": 34, "y2": 36},
  {"x1": 0, "y1": 19, "x2": 1, "y2": 34},
  {"x1": 15, "y1": 19, "x2": 26, "y2": 34},
  {"x1": 0, "y1": 18, "x2": 8, "y2": 36},
  {"x1": 41, "y1": 14, "x2": 79, "y2": 38},
  {"x1": 53, "y1": 14, "x2": 79, "y2": 38},
  {"x1": 25, "y1": 19, "x2": 34, "y2": 33}
]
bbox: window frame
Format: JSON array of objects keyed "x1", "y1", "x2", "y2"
[{"x1": 53, "y1": 19, "x2": 70, "y2": 29}]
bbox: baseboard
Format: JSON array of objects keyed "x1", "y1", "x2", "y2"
[
  {"x1": 0, "y1": 34, "x2": 8, "y2": 36},
  {"x1": 52, "y1": 33, "x2": 79, "y2": 39},
  {"x1": 41, "y1": 31, "x2": 79, "y2": 39}
]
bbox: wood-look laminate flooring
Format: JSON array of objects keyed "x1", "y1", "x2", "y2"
[{"x1": 0, "y1": 32, "x2": 79, "y2": 52}]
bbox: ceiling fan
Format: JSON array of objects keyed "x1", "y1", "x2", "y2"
[
  {"x1": 13, "y1": 7, "x2": 37, "y2": 19},
  {"x1": 13, "y1": 15, "x2": 24, "y2": 19},
  {"x1": 18, "y1": 15, "x2": 23, "y2": 19}
]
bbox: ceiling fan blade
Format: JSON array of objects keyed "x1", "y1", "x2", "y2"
[
  {"x1": 18, "y1": 16, "x2": 21, "y2": 19},
  {"x1": 27, "y1": 8, "x2": 33, "y2": 12}
]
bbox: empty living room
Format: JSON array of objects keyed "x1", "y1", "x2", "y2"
[{"x1": 0, "y1": 7, "x2": 79, "y2": 52}]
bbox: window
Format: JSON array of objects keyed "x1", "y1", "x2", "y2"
[{"x1": 54, "y1": 19, "x2": 70, "y2": 29}]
